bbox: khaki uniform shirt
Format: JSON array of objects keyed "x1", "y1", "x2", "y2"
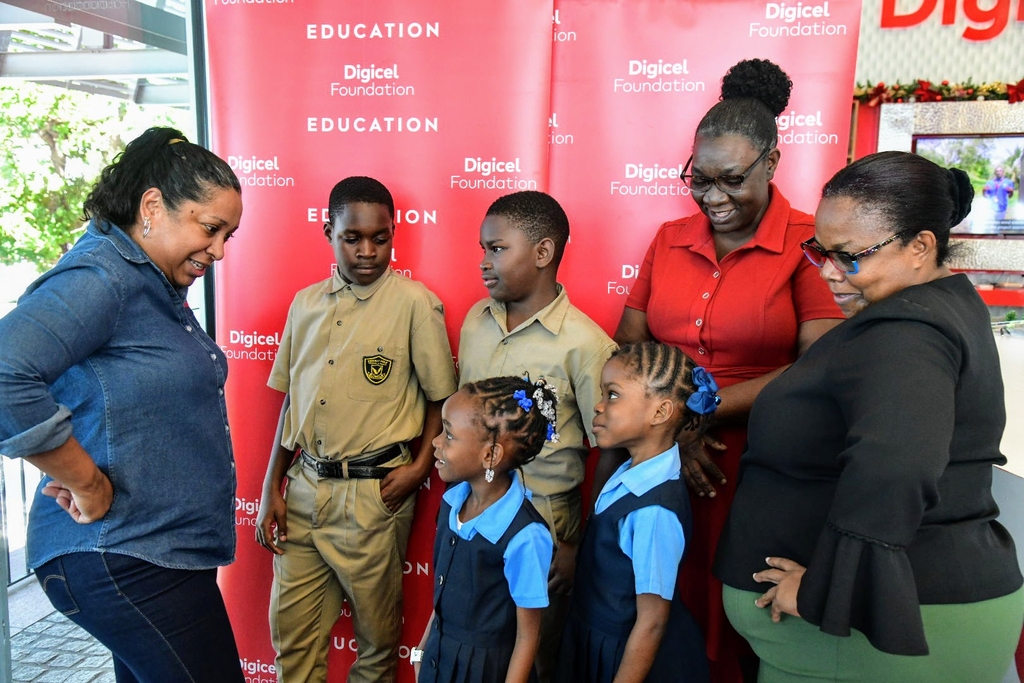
[
  {"x1": 457, "y1": 285, "x2": 616, "y2": 498},
  {"x1": 269, "y1": 268, "x2": 457, "y2": 460}
]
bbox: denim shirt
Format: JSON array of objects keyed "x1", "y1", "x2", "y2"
[{"x1": 0, "y1": 220, "x2": 236, "y2": 569}]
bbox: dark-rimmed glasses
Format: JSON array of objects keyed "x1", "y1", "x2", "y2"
[
  {"x1": 800, "y1": 230, "x2": 911, "y2": 275},
  {"x1": 680, "y1": 147, "x2": 773, "y2": 194}
]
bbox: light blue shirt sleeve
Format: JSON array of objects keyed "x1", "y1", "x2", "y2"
[
  {"x1": 619, "y1": 506, "x2": 685, "y2": 600},
  {"x1": 503, "y1": 521, "x2": 553, "y2": 609}
]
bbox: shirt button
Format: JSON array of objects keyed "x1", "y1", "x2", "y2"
[
  {"x1": 320, "y1": 399, "x2": 326, "y2": 405},
  {"x1": 438, "y1": 575, "x2": 444, "y2": 585},
  {"x1": 502, "y1": 339, "x2": 509, "y2": 345},
  {"x1": 702, "y1": 292, "x2": 709, "y2": 300},
  {"x1": 185, "y1": 325, "x2": 193, "y2": 332},
  {"x1": 328, "y1": 360, "x2": 335, "y2": 365},
  {"x1": 698, "y1": 347, "x2": 706, "y2": 355},
  {"x1": 336, "y1": 320, "x2": 342, "y2": 326},
  {"x1": 210, "y1": 353, "x2": 217, "y2": 360},
  {"x1": 695, "y1": 318, "x2": 703, "y2": 327},
  {"x1": 713, "y1": 271, "x2": 720, "y2": 278},
  {"x1": 449, "y1": 537, "x2": 456, "y2": 546},
  {"x1": 218, "y1": 388, "x2": 224, "y2": 396},
  {"x1": 317, "y1": 439, "x2": 323, "y2": 446},
  {"x1": 225, "y1": 424, "x2": 230, "y2": 433}
]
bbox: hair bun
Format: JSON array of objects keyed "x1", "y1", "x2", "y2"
[
  {"x1": 948, "y1": 167, "x2": 974, "y2": 227},
  {"x1": 720, "y1": 58, "x2": 792, "y2": 116}
]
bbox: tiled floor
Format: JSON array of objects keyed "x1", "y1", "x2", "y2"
[{"x1": 5, "y1": 580, "x2": 113, "y2": 683}]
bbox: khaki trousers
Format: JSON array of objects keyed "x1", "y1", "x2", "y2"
[{"x1": 270, "y1": 458, "x2": 415, "y2": 683}]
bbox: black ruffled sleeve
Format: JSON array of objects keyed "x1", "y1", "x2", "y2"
[
  {"x1": 796, "y1": 311, "x2": 961, "y2": 656},
  {"x1": 799, "y1": 523, "x2": 927, "y2": 654}
]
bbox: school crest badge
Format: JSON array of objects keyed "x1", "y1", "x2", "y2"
[{"x1": 363, "y1": 354, "x2": 393, "y2": 385}]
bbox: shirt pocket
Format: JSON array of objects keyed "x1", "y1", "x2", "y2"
[
  {"x1": 346, "y1": 343, "x2": 408, "y2": 402},
  {"x1": 513, "y1": 368, "x2": 570, "y2": 414}
]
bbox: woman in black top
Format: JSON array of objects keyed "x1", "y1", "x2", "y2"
[{"x1": 714, "y1": 151, "x2": 1024, "y2": 682}]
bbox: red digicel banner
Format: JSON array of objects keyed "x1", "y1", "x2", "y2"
[
  {"x1": 203, "y1": 1, "x2": 860, "y2": 681},
  {"x1": 548, "y1": 0, "x2": 862, "y2": 332}
]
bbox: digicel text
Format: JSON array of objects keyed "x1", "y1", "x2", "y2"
[
  {"x1": 776, "y1": 110, "x2": 823, "y2": 130},
  {"x1": 628, "y1": 59, "x2": 689, "y2": 78},
  {"x1": 881, "y1": 0, "x2": 1024, "y2": 41},
  {"x1": 343, "y1": 64, "x2": 399, "y2": 83},
  {"x1": 765, "y1": 2, "x2": 831, "y2": 22},
  {"x1": 465, "y1": 157, "x2": 522, "y2": 176}
]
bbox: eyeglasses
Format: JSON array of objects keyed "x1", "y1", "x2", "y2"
[
  {"x1": 800, "y1": 230, "x2": 911, "y2": 275},
  {"x1": 680, "y1": 147, "x2": 773, "y2": 194}
]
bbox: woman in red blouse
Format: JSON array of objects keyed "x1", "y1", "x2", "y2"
[{"x1": 612, "y1": 59, "x2": 843, "y2": 683}]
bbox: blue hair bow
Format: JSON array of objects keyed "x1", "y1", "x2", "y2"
[
  {"x1": 513, "y1": 389, "x2": 533, "y2": 412},
  {"x1": 685, "y1": 366, "x2": 721, "y2": 415}
]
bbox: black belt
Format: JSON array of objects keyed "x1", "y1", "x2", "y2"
[{"x1": 300, "y1": 445, "x2": 402, "y2": 479}]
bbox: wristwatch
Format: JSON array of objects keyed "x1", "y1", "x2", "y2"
[{"x1": 410, "y1": 647, "x2": 424, "y2": 663}]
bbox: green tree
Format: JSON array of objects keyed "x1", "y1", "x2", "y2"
[{"x1": 0, "y1": 83, "x2": 185, "y2": 271}]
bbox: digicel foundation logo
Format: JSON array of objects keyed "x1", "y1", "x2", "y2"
[
  {"x1": 239, "y1": 657, "x2": 275, "y2": 683},
  {"x1": 450, "y1": 157, "x2": 539, "y2": 192},
  {"x1": 776, "y1": 110, "x2": 840, "y2": 146},
  {"x1": 549, "y1": 112, "x2": 574, "y2": 146},
  {"x1": 330, "y1": 63, "x2": 414, "y2": 98},
  {"x1": 222, "y1": 330, "x2": 280, "y2": 361},
  {"x1": 613, "y1": 59, "x2": 706, "y2": 94},
  {"x1": 227, "y1": 154, "x2": 295, "y2": 188},
  {"x1": 610, "y1": 163, "x2": 689, "y2": 197},
  {"x1": 552, "y1": 8, "x2": 577, "y2": 42},
  {"x1": 749, "y1": 1, "x2": 850, "y2": 37}
]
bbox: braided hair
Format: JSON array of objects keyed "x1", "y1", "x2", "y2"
[
  {"x1": 611, "y1": 342, "x2": 709, "y2": 433},
  {"x1": 462, "y1": 376, "x2": 558, "y2": 470}
]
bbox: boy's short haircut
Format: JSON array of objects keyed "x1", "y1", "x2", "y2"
[
  {"x1": 486, "y1": 191, "x2": 570, "y2": 264},
  {"x1": 327, "y1": 176, "x2": 395, "y2": 223}
]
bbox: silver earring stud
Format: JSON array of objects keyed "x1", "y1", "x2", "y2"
[
  {"x1": 485, "y1": 468, "x2": 494, "y2": 483},
  {"x1": 142, "y1": 217, "x2": 152, "y2": 238}
]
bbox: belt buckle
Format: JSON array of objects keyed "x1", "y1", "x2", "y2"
[{"x1": 316, "y1": 461, "x2": 330, "y2": 478}]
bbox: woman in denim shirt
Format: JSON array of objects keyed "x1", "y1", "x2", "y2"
[{"x1": 0, "y1": 127, "x2": 245, "y2": 682}]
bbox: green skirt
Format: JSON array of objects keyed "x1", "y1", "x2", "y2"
[{"x1": 723, "y1": 584, "x2": 1024, "y2": 683}]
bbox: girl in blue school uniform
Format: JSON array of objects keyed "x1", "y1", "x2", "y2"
[
  {"x1": 414, "y1": 376, "x2": 558, "y2": 683},
  {"x1": 557, "y1": 342, "x2": 714, "y2": 683}
]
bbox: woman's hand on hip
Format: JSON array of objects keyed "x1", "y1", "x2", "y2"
[
  {"x1": 753, "y1": 556, "x2": 805, "y2": 623},
  {"x1": 42, "y1": 470, "x2": 112, "y2": 524},
  {"x1": 680, "y1": 433, "x2": 727, "y2": 498}
]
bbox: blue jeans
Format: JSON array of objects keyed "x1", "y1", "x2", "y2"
[{"x1": 36, "y1": 552, "x2": 245, "y2": 683}]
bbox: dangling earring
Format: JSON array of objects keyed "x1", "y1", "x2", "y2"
[
  {"x1": 142, "y1": 217, "x2": 152, "y2": 238},
  {"x1": 485, "y1": 444, "x2": 496, "y2": 483}
]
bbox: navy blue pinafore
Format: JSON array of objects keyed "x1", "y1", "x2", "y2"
[
  {"x1": 556, "y1": 477, "x2": 709, "y2": 683},
  {"x1": 419, "y1": 497, "x2": 547, "y2": 683}
]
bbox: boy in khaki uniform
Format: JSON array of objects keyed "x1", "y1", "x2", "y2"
[
  {"x1": 456, "y1": 191, "x2": 618, "y2": 682},
  {"x1": 256, "y1": 176, "x2": 457, "y2": 683}
]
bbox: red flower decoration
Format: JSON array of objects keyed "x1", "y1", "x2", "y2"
[
  {"x1": 913, "y1": 80, "x2": 938, "y2": 102},
  {"x1": 1009, "y1": 78, "x2": 1024, "y2": 104},
  {"x1": 867, "y1": 83, "x2": 890, "y2": 107}
]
